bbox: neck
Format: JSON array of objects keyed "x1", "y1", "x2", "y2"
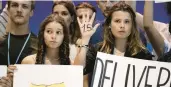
[
  {"x1": 8, "y1": 21, "x2": 30, "y2": 35},
  {"x1": 115, "y1": 38, "x2": 127, "y2": 52},
  {"x1": 45, "y1": 47, "x2": 59, "y2": 60}
]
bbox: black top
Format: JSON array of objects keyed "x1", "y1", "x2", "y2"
[
  {"x1": 84, "y1": 43, "x2": 153, "y2": 75},
  {"x1": 158, "y1": 49, "x2": 171, "y2": 62},
  {"x1": 0, "y1": 32, "x2": 38, "y2": 65}
]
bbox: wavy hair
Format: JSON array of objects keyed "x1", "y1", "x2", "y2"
[
  {"x1": 100, "y1": 2, "x2": 146, "y2": 56},
  {"x1": 35, "y1": 14, "x2": 70, "y2": 65}
]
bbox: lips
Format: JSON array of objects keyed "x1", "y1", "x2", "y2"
[
  {"x1": 50, "y1": 41, "x2": 57, "y2": 43},
  {"x1": 118, "y1": 31, "x2": 125, "y2": 33},
  {"x1": 15, "y1": 15, "x2": 24, "y2": 18}
]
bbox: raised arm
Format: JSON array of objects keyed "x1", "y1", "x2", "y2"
[
  {"x1": 73, "y1": 12, "x2": 100, "y2": 67},
  {"x1": 143, "y1": 1, "x2": 165, "y2": 57}
]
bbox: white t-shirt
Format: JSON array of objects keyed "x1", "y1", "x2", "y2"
[
  {"x1": 153, "y1": 21, "x2": 171, "y2": 52},
  {"x1": 69, "y1": 44, "x2": 78, "y2": 62}
]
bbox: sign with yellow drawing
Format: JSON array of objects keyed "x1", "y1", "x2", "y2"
[{"x1": 13, "y1": 65, "x2": 83, "y2": 87}]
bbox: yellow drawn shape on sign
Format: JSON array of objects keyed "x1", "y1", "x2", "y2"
[{"x1": 30, "y1": 82, "x2": 65, "y2": 87}]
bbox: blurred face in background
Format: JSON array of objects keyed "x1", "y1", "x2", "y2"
[{"x1": 97, "y1": 0, "x2": 120, "y2": 17}]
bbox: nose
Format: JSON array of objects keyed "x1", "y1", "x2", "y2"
[
  {"x1": 58, "y1": 13, "x2": 63, "y2": 18},
  {"x1": 17, "y1": 6, "x2": 22, "y2": 13},
  {"x1": 51, "y1": 33, "x2": 56, "y2": 40},
  {"x1": 120, "y1": 22, "x2": 125, "y2": 29}
]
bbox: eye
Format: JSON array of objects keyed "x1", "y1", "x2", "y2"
[
  {"x1": 56, "y1": 31, "x2": 62, "y2": 34},
  {"x1": 79, "y1": 15, "x2": 82, "y2": 19},
  {"x1": 22, "y1": 5, "x2": 29, "y2": 9},
  {"x1": 114, "y1": 19, "x2": 120, "y2": 23},
  {"x1": 46, "y1": 30, "x2": 52, "y2": 34},
  {"x1": 125, "y1": 20, "x2": 130, "y2": 24},
  {"x1": 62, "y1": 12, "x2": 69, "y2": 16},
  {"x1": 11, "y1": 3, "x2": 18, "y2": 8}
]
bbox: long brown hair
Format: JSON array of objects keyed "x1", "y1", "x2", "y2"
[
  {"x1": 100, "y1": 2, "x2": 146, "y2": 56},
  {"x1": 36, "y1": 14, "x2": 70, "y2": 65}
]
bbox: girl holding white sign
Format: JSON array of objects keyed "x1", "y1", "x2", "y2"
[
  {"x1": 21, "y1": 14, "x2": 70, "y2": 64},
  {"x1": 0, "y1": 14, "x2": 71, "y2": 87},
  {"x1": 74, "y1": 1, "x2": 153, "y2": 76}
]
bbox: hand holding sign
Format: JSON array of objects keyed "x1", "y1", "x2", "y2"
[
  {"x1": 0, "y1": 77, "x2": 12, "y2": 87},
  {"x1": 77, "y1": 12, "x2": 100, "y2": 40}
]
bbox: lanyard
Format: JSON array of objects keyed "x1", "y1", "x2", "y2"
[{"x1": 7, "y1": 33, "x2": 31, "y2": 65}]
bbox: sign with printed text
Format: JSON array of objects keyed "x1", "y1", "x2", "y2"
[
  {"x1": 13, "y1": 65, "x2": 83, "y2": 87},
  {"x1": 91, "y1": 52, "x2": 171, "y2": 87},
  {"x1": 0, "y1": 65, "x2": 7, "y2": 79}
]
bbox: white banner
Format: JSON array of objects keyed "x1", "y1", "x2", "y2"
[
  {"x1": 13, "y1": 65, "x2": 83, "y2": 87},
  {"x1": 91, "y1": 52, "x2": 171, "y2": 87},
  {"x1": 0, "y1": 65, "x2": 7, "y2": 79}
]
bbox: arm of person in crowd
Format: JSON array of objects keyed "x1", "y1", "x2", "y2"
[
  {"x1": 143, "y1": 1, "x2": 165, "y2": 57},
  {"x1": 0, "y1": 65, "x2": 17, "y2": 87},
  {"x1": 0, "y1": 4, "x2": 9, "y2": 42},
  {"x1": 73, "y1": 12, "x2": 100, "y2": 67}
]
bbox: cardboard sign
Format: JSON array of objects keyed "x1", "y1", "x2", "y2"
[
  {"x1": 91, "y1": 52, "x2": 171, "y2": 87},
  {"x1": 13, "y1": 65, "x2": 83, "y2": 87}
]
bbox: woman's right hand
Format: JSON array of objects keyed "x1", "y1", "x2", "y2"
[{"x1": 77, "y1": 12, "x2": 100, "y2": 40}]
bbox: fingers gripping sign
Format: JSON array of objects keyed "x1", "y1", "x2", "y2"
[{"x1": 77, "y1": 12, "x2": 100, "y2": 39}]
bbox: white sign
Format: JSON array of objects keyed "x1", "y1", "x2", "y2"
[
  {"x1": 91, "y1": 52, "x2": 171, "y2": 87},
  {"x1": 0, "y1": 65, "x2": 7, "y2": 79},
  {"x1": 13, "y1": 65, "x2": 83, "y2": 87}
]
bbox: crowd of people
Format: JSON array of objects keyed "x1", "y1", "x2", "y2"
[{"x1": 0, "y1": 0, "x2": 171, "y2": 87}]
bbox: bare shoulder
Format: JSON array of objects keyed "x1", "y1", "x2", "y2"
[{"x1": 21, "y1": 54, "x2": 37, "y2": 64}]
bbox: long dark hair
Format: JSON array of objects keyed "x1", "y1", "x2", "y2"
[
  {"x1": 35, "y1": 14, "x2": 70, "y2": 65},
  {"x1": 100, "y1": 2, "x2": 146, "y2": 56}
]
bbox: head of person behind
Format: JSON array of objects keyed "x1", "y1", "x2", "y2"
[
  {"x1": 76, "y1": 2, "x2": 96, "y2": 23},
  {"x1": 75, "y1": 2, "x2": 97, "y2": 44},
  {"x1": 7, "y1": 0, "x2": 35, "y2": 26},
  {"x1": 100, "y1": 1, "x2": 146, "y2": 56},
  {"x1": 35, "y1": 14, "x2": 70, "y2": 65},
  {"x1": 96, "y1": 0, "x2": 120, "y2": 17},
  {"x1": 52, "y1": 1, "x2": 78, "y2": 44}
]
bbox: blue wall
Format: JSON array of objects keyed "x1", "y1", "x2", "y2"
[{"x1": 1, "y1": 1, "x2": 169, "y2": 35}]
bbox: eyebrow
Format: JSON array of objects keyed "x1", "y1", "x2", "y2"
[{"x1": 46, "y1": 28, "x2": 63, "y2": 30}]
